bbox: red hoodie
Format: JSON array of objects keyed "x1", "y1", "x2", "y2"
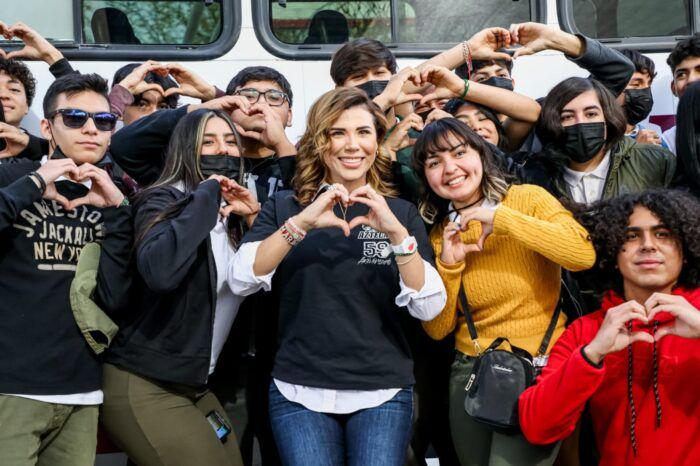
[{"x1": 519, "y1": 287, "x2": 700, "y2": 466}]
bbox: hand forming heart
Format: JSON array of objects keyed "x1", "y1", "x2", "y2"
[
  {"x1": 163, "y1": 63, "x2": 218, "y2": 102},
  {"x1": 373, "y1": 67, "x2": 424, "y2": 111},
  {"x1": 346, "y1": 185, "x2": 406, "y2": 241},
  {"x1": 0, "y1": 21, "x2": 64, "y2": 65},
  {"x1": 117, "y1": 60, "x2": 170, "y2": 98},
  {"x1": 33, "y1": 158, "x2": 80, "y2": 211},
  {"x1": 294, "y1": 184, "x2": 352, "y2": 237},
  {"x1": 66, "y1": 164, "x2": 125, "y2": 210},
  {"x1": 645, "y1": 293, "x2": 700, "y2": 341},
  {"x1": 439, "y1": 205, "x2": 494, "y2": 264},
  {"x1": 215, "y1": 177, "x2": 260, "y2": 222}
]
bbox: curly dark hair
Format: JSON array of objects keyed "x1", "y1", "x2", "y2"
[
  {"x1": 0, "y1": 58, "x2": 37, "y2": 107},
  {"x1": 574, "y1": 189, "x2": 700, "y2": 294}
]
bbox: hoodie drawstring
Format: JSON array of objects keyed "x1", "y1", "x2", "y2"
[{"x1": 626, "y1": 320, "x2": 663, "y2": 457}]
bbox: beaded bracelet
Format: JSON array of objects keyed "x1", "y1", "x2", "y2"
[
  {"x1": 287, "y1": 217, "x2": 307, "y2": 237},
  {"x1": 280, "y1": 219, "x2": 305, "y2": 246},
  {"x1": 461, "y1": 41, "x2": 473, "y2": 78}
]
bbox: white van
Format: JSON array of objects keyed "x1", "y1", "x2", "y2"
[{"x1": 1, "y1": 1, "x2": 692, "y2": 464}]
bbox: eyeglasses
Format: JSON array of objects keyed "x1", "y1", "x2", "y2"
[
  {"x1": 234, "y1": 88, "x2": 288, "y2": 106},
  {"x1": 48, "y1": 108, "x2": 118, "y2": 132}
]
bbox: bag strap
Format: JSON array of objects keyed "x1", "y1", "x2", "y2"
[
  {"x1": 536, "y1": 295, "x2": 562, "y2": 357},
  {"x1": 458, "y1": 281, "x2": 563, "y2": 357},
  {"x1": 457, "y1": 283, "x2": 481, "y2": 354}
]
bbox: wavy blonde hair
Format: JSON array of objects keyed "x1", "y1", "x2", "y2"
[{"x1": 293, "y1": 87, "x2": 396, "y2": 206}]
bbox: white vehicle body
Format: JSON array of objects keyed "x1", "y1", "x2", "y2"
[{"x1": 6, "y1": 0, "x2": 682, "y2": 141}]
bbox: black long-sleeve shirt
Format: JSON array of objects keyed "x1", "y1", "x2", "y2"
[{"x1": 0, "y1": 161, "x2": 132, "y2": 395}]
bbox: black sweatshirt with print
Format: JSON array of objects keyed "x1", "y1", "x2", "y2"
[{"x1": 0, "y1": 161, "x2": 133, "y2": 394}]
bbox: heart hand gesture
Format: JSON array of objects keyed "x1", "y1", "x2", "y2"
[
  {"x1": 584, "y1": 301, "x2": 654, "y2": 364},
  {"x1": 218, "y1": 178, "x2": 261, "y2": 225},
  {"x1": 466, "y1": 27, "x2": 513, "y2": 61},
  {"x1": 68, "y1": 164, "x2": 125, "y2": 209},
  {"x1": 419, "y1": 65, "x2": 467, "y2": 107},
  {"x1": 0, "y1": 123, "x2": 30, "y2": 158},
  {"x1": 383, "y1": 113, "x2": 424, "y2": 158},
  {"x1": 294, "y1": 184, "x2": 351, "y2": 236},
  {"x1": 235, "y1": 104, "x2": 294, "y2": 154},
  {"x1": 459, "y1": 206, "x2": 495, "y2": 249},
  {"x1": 440, "y1": 222, "x2": 481, "y2": 264},
  {"x1": 373, "y1": 67, "x2": 424, "y2": 111},
  {"x1": 164, "y1": 63, "x2": 217, "y2": 102},
  {"x1": 34, "y1": 158, "x2": 79, "y2": 210},
  {"x1": 1, "y1": 21, "x2": 64, "y2": 65},
  {"x1": 646, "y1": 293, "x2": 700, "y2": 340},
  {"x1": 348, "y1": 185, "x2": 407, "y2": 242},
  {"x1": 117, "y1": 60, "x2": 169, "y2": 97}
]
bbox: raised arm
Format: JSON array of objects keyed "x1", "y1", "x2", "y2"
[{"x1": 510, "y1": 22, "x2": 634, "y2": 96}]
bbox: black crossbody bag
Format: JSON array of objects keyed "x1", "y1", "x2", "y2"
[{"x1": 459, "y1": 284, "x2": 562, "y2": 432}]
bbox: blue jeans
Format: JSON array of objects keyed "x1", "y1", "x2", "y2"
[{"x1": 268, "y1": 382, "x2": 413, "y2": 466}]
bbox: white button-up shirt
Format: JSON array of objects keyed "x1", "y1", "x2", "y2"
[{"x1": 562, "y1": 151, "x2": 611, "y2": 205}]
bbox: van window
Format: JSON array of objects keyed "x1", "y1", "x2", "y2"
[
  {"x1": 263, "y1": 0, "x2": 539, "y2": 57},
  {"x1": 1, "y1": 0, "x2": 238, "y2": 60},
  {"x1": 83, "y1": 0, "x2": 223, "y2": 45},
  {"x1": 569, "y1": 0, "x2": 691, "y2": 39}
]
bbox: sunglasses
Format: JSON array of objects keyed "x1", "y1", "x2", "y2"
[
  {"x1": 48, "y1": 108, "x2": 118, "y2": 132},
  {"x1": 234, "y1": 88, "x2": 288, "y2": 106}
]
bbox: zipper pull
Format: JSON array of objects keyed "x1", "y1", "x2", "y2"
[{"x1": 465, "y1": 373, "x2": 476, "y2": 392}]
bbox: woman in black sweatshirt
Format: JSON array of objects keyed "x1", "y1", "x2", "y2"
[
  {"x1": 231, "y1": 87, "x2": 447, "y2": 466},
  {"x1": 100, "y1": 109, "x2": 258, "y2": 466}
]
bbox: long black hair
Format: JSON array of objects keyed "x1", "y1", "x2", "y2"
[
  {"x1": 673, "y1": 80, "x2": 700, "y2": 197},
  {"x1": 136, "y1": 109, "x2": 246, "y2": 247}
]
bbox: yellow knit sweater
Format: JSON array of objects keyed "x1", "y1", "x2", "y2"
[{"x1": 423, "y1": 184, "x2": 596, "y2": 357}]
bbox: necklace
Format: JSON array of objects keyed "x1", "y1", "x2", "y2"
[
  {"x1": 337, "y1": 202, "x2": 347, "y2": 221},
  {"x1": 447, "y1": 196, "x2": 484, "y2": 218}
]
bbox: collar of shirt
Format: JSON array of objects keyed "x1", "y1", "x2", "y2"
[
  {"x1": 40, "y1": 155, "x2": 92, "y2": 189},
  {"x1": 447, "y1": 198, "x2": 500, "y2": 223},
  {"x1": 562, "y1": 150, "x2": 611, "y2": 188}
]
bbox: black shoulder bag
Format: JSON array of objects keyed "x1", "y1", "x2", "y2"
[{"x1": 459, "y1": 284, "x2": 562, "y2": 432}]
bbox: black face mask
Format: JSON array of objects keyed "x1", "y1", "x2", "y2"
[
  {"x1": 481, "y1": 76, "x2": 514, "y2": 91},
  {"x1": 199, "y1": 155, "x2": 242, "y2": 180},
  {"x1": 624, "y1": 87, "x2": 654, "y2": 125},
  {"x1": 356, "y1": 80, "x2": 389, "y2": 99},
  {"x1": 559, "y1": 122, "x2": 606, "y2": 164}
]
